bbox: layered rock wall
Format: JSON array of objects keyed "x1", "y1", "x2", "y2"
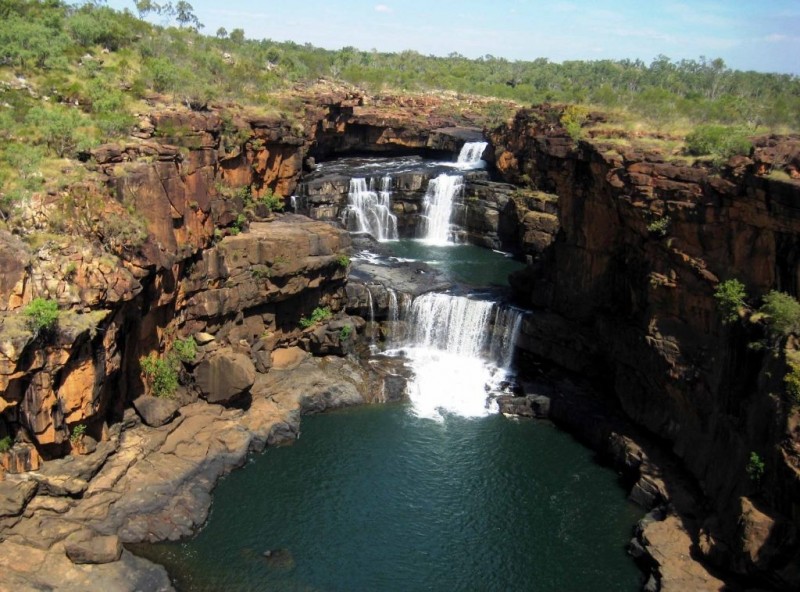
[{"x1": 491, "y1": 108, "x2": 800, "y2": 587}]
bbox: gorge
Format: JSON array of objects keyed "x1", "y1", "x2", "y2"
[{"x1": 0, "y1": 84, "x2": 799, "y2": 592}]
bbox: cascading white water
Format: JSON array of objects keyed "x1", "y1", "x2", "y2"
[
  {"x1": 344, "y1": 177, "x2": 398, "y2": 241},
  {"x1": 488, "y1": 305, "x2": 524, "y2": 370},
  {"x1": 419, "y1": 174, "x2": 463, "y2": 245},
  {"x1": 397, "y1": 292, "x2": 523, "y2": 420},
  {"x1": 455, "y1": 141, "x2": 488, "y2": 168}
]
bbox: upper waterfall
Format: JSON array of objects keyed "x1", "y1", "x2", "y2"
[
  {"x1": 454, "y1": 141, "x2": 488, "y2": 169},
  {"x1": 418, "y1": 174, "x2": 463, "y2": 245},
  {"x1": 343, "y1": 176, "x2": 398, "y2": 241}
]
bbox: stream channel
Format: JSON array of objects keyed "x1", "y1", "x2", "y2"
[{"x1": 135, "y1": 147, "x2": 644, "y2": 591}]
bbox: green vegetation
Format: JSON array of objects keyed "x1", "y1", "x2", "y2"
[
  {"x1": 139, "y1": 352, "x2": 179, "y2": 398},
  {"x1": 139, "y1": 335, "x2": 199, "y2": 397},
  {"x1": 646, "y1": 216, "x2": 671, "y2": 237},
  {"x1": 684, "y1": 125, "x2": 752, "y2": 160},
  {"x1": 560, "y1": 104, "x2": 589, "y2": 141},
  {"x1": 336, "y1": 254, "x2": 350, "y2": 268},
  {"x1": 746, "y1": 451, "x2": 765, "y2": 483},
  {"x1": 0, "y1": 435, "x2": 12, "y2": 453},
  {"x1": 258, "y1": 189, "x2": 284, "y2": 213},
  {"x1": 299, "y1": 306, "x2": 332, "y2": 329},
  {"x1": 760, "y1": 291, "x2": 800, "y2": 337},
  {"x1": 339, "y1": 325, "x2": 352, "y2": 340},
  {"x1": 714, "y1": 279, "x2": 747, "y2": 325},
  {"x1": 784, "y1": 358, "x2": 800, "y2": 407},
  {"x1": 69, "y1": 423, "x2": 86, "y2": 443},
  {"x1": 23, "y1": 297, "x2": 60, "y2": 334},
  {"x1": 172, "y1": 336, "x2": 197, "y2": 363},
  {"x1": 0, "y1": 1, "x2": 798, "y2": 252}
]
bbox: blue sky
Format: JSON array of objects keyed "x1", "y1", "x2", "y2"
[{"x1": 105, "y1": 1, "x2": 800, "y2": 74}]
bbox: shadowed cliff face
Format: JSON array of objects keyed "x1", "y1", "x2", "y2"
[{"x1": 490, "y1": 107, "x2": 800, "y2": 587}]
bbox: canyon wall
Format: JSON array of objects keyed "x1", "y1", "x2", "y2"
[{"x1": 490, "y1": 107, "x2": 800, "y2": 588}]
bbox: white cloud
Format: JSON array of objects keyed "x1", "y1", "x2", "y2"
[
  {"x1": 374, "y1": 4, "x2": 392, "y2": 13},
  {"x1": 765, "y1": 33, "x2": 787, "y2": 42}
]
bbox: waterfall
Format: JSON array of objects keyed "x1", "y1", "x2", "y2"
[
  {"x1": 397, "y1": 292, "x2": 523, "y2": 420},
  {"x1": 419, "y1": 174, "x2": 463, "y2": 245},
  {"x1": 344, "y1": 177, "x2": 398, "y2": 241},
  {"x1": 455, "y1": 141, "x2": 488, "y2": 167}
]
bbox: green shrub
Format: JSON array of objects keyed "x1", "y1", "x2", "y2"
[
  {"x1": 746, "y1": 451, "x2": 765, "y2": 483},
  {"x1": 714, "y1": 279, "x2": 747, "y2": 324},
  {"x1": 336, "y1": 254, "x2": 350, "y2": 268},
  {"x1": 647, "y1": 216, "x2": 671, "y2": 237},
  {"x1": 685, "y1": 125, "x2": 752, "y2": 160},
  {"x1": 339, "y1": 325, "x2": 352, "y2": 340},
  {"x1": 173, "y1": 337, "x2": 197, "y2": 363},
  {"x1": 784, "y1": 360, "x2": 800, "y2": 407},
  {"x1": 299, "y1": 306, "x2": 332, "y2": 329},
  {"x1": 258, "y1": 189, "x2": 284, "y2": 212},
  {"x1": 139, "y1": 353, "x2": 179, "y2": 398},
  {"x1": 69, "y1": 424, "x2": 86, "y2": 444},
  {"x1": 24, "y1": 297, "x2": 60, "y2": 334},
  {"x1": 760, "y1": 291, "x2": 800, "y2": 336},
  {"x1": 0, "y1": 435, "x2": 12, "y2": 453},
  {"x1": 560, "y1": 105, "x2": 589, "y2": 141},
  {"x1": 25, "y1": 105, "x2": 85, "y2": 158}
]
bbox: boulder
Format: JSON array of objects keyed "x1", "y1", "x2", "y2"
[
  {"x1": 132, "y1": 395, "x2": 181, "y2": 427},
  {"x1": 65, "y1": 531, "x2": 123, "y2": 565},
  {"x1": 194, "y1": 349, "x2": 255, "y2": 405},
  {"x1": 0, "y1": 479, "x2": 38, "y2": 518}
]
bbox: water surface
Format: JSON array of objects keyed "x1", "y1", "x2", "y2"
[{"x1": 137, "y1": 405, "x2": 642, "y2": 592}]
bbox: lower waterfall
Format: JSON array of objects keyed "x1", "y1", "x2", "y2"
[{"x1": 394, "y1": 292, "x2": 523, "y2": 420}]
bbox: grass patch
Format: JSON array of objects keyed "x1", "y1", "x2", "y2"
[{"x1": 299, "y1": 307, "x2": 332, "y2": 329}]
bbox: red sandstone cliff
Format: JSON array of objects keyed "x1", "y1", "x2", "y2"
[{"x1": 491, "y1": 107, "x2": 800, "y2": 589}]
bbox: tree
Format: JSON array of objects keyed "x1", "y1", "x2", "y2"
[
  {"x1": 25, "y1": 106, "x2": 84, "y2": 158},
  {"x1": 216, "y1": 26, "x2": 227, "y2": 39},
  {"x1": 714, "y1": 279, "x2": 747, "y2": 324},
  {"x1": 175, "y1": 1, "x2": 201, "y2": 29},
  {"x1": 761, "y1": 291, "x2": 800, "y2": 336}
]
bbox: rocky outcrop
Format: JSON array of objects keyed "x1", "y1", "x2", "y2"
[
  {"x1": 0, "y1": 354, "x2": 371, "y2": 590},
  {"x1": 491, "y1": 106, "x2": 800, "y2": 589}
]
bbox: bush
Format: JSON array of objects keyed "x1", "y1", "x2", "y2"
[
  {"x1": 647, "y1": 216, "x2": 670, "y2": 237},
  {"x1": 685, "y1": 125, "x2": 752, "y2": 160},
  {"x1": 258, "y1": 190, "x2": 284, "y2": 212},
  {"x1": 173, "y1": 337, "x2": 197, "y2": 363},
  {"x1": 0, "y1": 435, "x2": 12, "y2": 453},
  {"x1": 299, "y1": 307, "x2": 332, "y2": 329},
  {"x1": 560, "y1": 105, "x2": 589, "y2": 141},
  {"x1": 746, "y1": 451, "x2": 765, "y2": 483},
  {"x1": 336, "y1": 254, "x2": 350, "y2": 268},
  {"x1": 784, "y1": 360, "x2": 800, "y2": 407},
  {"x1": 339, "y1": 325, "x2": 352, "y2": 340},
  {"x1": 69, "y1": 424, "x2": 86, "y2": 444},
  {"x1": 24, "y1": 297, "x2": 59, "y2": 334},
  {"x1": 25, "y1": 106, "x2": 85, "y2": 158},
  {"x1": 714, "y1": 279, "x2": 747, "y2": 324},
  {"x1": 760, "y1": 291, "x2": 800, "y2": 336},
  {"x1": 139, "y1": 353, "x2": 179, "y2": 398}
]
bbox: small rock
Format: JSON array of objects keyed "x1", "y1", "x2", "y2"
[{"x1": 195, "y1": 332, "x2": 215, "y2": 345}]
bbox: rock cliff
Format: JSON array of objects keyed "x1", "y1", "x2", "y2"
[{"x1": 490, "y1": 106, "x2": 800, "y2": 589}]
